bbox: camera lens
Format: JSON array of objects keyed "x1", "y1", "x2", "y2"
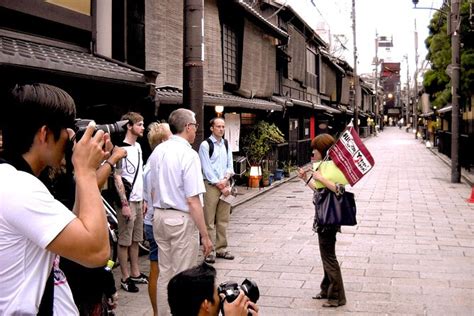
[
  {"x1": 73, "y1": 119, "x2": 128, "y2": 141},
  {"x1": 96, "y1": 120, "x2": 128, "y2": 134},
  {"x1": 241, "y1": 279, "x2": 259, "y2": 303}
]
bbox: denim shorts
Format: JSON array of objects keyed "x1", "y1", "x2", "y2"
[{"x1": 144, "y1": 224, "x2": 158, "y2": 261}]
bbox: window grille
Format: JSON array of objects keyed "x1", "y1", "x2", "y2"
[{"x1": 223, "y1": 24, "x2": 238, "y2": 85}]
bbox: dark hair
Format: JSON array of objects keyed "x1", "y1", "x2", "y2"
[
  {"x1": 2, "y1": 83, "x2": 76, "y2": 155},
  {"x1": 168, "y1": 263, "x2": 217, "y2": 316},
  {"x1": 311, "y1": 133, "x2": 335, "y2": 158}
]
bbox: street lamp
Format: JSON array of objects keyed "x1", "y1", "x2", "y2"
[
  {"x1": 214, "y1": 105, "x2": 224, "y2": 117},
  {"x1": 411, "y1": 0, "x2": 461, "y2": 183},
  {"x1": 352, "y1": 0, "x2": 360, "y2": 133}
]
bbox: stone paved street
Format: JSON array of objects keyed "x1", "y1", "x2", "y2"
[{"x1": 114, "y1": 127, "x2": 474, "y2": 315}]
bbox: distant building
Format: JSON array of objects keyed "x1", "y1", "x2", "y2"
[{"x1": 380, "y1": 62, "x2": 401, "y2": 122}]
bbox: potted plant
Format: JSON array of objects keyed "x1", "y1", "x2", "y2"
[
  {"x1": 282, "y1": 160, "x2": 296, "y2": 177},
  {"x1": 273, "y1": 161, "x2": 284, "y2": 180},
  {"x1": 261, "y1": 169, "x2": 273, "y2": 187},
  {"x1": 243, "y1": 121, "x2": 285, "y2": 167},
  {"x1": 273, "y1": 168, "x2": 283, "y2": 180}
]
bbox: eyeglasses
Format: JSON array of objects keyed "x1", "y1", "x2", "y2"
[{"x1": 187, "y1": 122, "x2": 199, "y2": 129}]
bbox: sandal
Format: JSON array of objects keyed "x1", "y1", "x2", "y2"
[
  {"x1": 312, "y1": 293, "x2": 327, "y2": 300},
  {"x1": 322, "y1": 299, "x2": 346, "y2": 307},
  {"x1": 205, "y1": 252, "x2": 216, "y2": 264},
  {"x1": 216, "y1": 251, "x2": 235, "y2": 260}
]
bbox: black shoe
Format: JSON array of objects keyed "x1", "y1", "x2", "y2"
[
  {"x1": 130, "y1": 273, "x2": 149, "y2": 284},
  {"x1": 121, "y1": 278, "x2": 139, "y2": 293}
]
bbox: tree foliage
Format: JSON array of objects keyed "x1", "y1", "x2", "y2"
[
  {"x1": 243, "y1": 121, "x2": 285, "y2": 166},
  {"x1": 423, "y1": 0, "x2": 474, "y2": 108}
]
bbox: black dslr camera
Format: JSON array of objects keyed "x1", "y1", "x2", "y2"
[
  {"x1": 218, "y1": 279, "x2": 259, "y2": 315},
  {"x1": 73, "y1": 119, "x2": 128, "y2": 141},
  {"x1": 62, "y1": 118, "x2": 128, "y2": 184}
]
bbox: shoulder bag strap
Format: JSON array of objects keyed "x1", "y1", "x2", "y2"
[{"x1": 131, "y1": 148, "x2": 140, "y2": 189}]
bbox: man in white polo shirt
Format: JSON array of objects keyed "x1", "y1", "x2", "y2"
[{"x1": 149, "y1": 108, "x2": 213, "y2": 316}]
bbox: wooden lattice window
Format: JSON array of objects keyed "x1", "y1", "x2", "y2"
[
  {"x1": 223, "y1": 23, "x2": 238, "y2": 85},
  {"x1": 306, "y1": 48, "x2": 317, "y2": 89}
]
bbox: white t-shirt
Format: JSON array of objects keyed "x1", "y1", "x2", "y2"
[
  {"x1": 119, "y1": 142, "x2": 144, "y2": 202},
  {"x1": 149, "y1": 135, "x2": 205, "y2": 211},
  {"x1": 0, "y1": 164, "x2": 78, "y2": 315}
]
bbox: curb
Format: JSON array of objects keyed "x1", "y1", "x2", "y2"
[
  {"x1": 427, "y1": 146, "x2": 473, "y2": 187},
  {"x1": 231, "y1": 173, "x2": 300, "y2": 208}
]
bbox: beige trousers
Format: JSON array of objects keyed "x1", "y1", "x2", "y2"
[
  {"x1": 203, "y1": 182, "x2": 231, "y2": 253},
  {"x1": 153, "y1": 209, "x2": 199, "y2": 316}
]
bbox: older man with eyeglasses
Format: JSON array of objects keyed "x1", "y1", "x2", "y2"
[{"x1": 148, "y1": 108, "x2": 213, "y2": 316}]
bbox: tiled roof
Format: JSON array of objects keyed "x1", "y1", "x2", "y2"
[
  {"x1": 320, "y1": 50, "x2": 345, "y2": 74},
  {"x1": 0, "y1": 36, "x2": 145, "y2": 83},
  {"x1": 235, "y1": 0, "x2": 288, "y2": 40},
  {"x1": 288, "y1": 97, "x2": 342, "y2": 114},
  {"x1": 155, "y1": 87, "x2": 283, "y2": 111}
]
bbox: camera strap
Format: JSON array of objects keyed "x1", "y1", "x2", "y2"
[
  {"x1": 121, "y1": 142, "x2": 140, "y2": 192},
  {"x1": 0, "y1": 156, "x2": 54, "y2": 315},
  {"x1": 120, "y1": 141, "x2": 141, "y2": 194},
  {"x1": 131, "y1": 149, "x2": 140, "y2": 191}
]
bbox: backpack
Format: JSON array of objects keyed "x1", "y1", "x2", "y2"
[{"x1": 206, "y1": 138, "x2": 229, "y2": 158}]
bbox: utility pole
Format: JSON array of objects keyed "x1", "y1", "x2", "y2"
[
  {"x1": 411, "y1": 0, "x2": 461, "y2": 182},
  {"x1": 405, "y1": 55, "x2": 410, "y2": 127},
  {"x1": 374, "y1": 32, "x2": 379, "y2": 132},
  {"x1": 183, "y1": 0, "x2": 204, "y2": 148},
  {"x1": 414, "y1": 19, "x2": 419, "y2": 139},
  {"x1": 352, "y1": 0, "x2": 360, "y2": 133},
  {"x1": 450, "y1": 0, "x2": 461, "y2": 183}
]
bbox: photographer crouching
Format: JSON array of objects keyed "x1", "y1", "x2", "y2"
[
  {"x1": 168, "y1": 263, "x2": 260, "y2": 316},
  {"x1": 0, "y1": 83, "x2": 116, "y2": 315}
]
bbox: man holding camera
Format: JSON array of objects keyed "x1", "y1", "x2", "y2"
[
  {"x1": 149, "y1": 108, "x2": 213, "y2": 316},
  {"x1": 113, "y1": 111, "x2": 148, "y2": 293},
  {"x1": 168, "y1": 263, "x2": 259, "y2": 316},
  {"x1": 0, "y1": 83, "x2": 110, "y2": 315},
  {"x1": 198, "y1": 117, "x2": 235, "y2": 264}
]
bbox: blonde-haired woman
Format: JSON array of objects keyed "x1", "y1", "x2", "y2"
[
  {"x1": 143, "y1": 122, "x2": 171, "y2": 316},
  {"x1": 298, "y1": 133, "x2": 348, "y2": 308}
]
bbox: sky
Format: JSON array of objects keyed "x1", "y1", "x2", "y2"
[{"x1": 284, "y1": 0, "x2": 444, "y2": 87}]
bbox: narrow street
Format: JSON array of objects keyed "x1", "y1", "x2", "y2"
[{"x1": 115, "y1": 127, "x2": 474, "y2": 315}]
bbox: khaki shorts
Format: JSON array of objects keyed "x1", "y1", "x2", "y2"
[{"x1": 117, "y1": 201, "x2": 144, "y2": 246}]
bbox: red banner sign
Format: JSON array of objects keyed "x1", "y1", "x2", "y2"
[{"x1": 329, "y1": 127, "x2": 375, "y2": 186}]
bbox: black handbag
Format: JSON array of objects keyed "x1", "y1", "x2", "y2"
[
  {"x1": 106, "y1": 148, "x2": 140, "y2": 205},
  {"x1": 107, "y1": 176, "x2": 133, "y2": 204},
  {"x1": 314, "y1": 188, "x2": 357, "y2": 226}
]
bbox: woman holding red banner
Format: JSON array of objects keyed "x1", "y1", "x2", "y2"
[{"x1": 298, "y1": 133, "x2": 348, "y2": 308}]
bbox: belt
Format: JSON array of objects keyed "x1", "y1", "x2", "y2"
[
  {"x1": 204, "y1": 180, "x2": 215, "y2": 186},
  {"x1": 155, "y1": 207, "x2": 181, "y2": 211}
]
